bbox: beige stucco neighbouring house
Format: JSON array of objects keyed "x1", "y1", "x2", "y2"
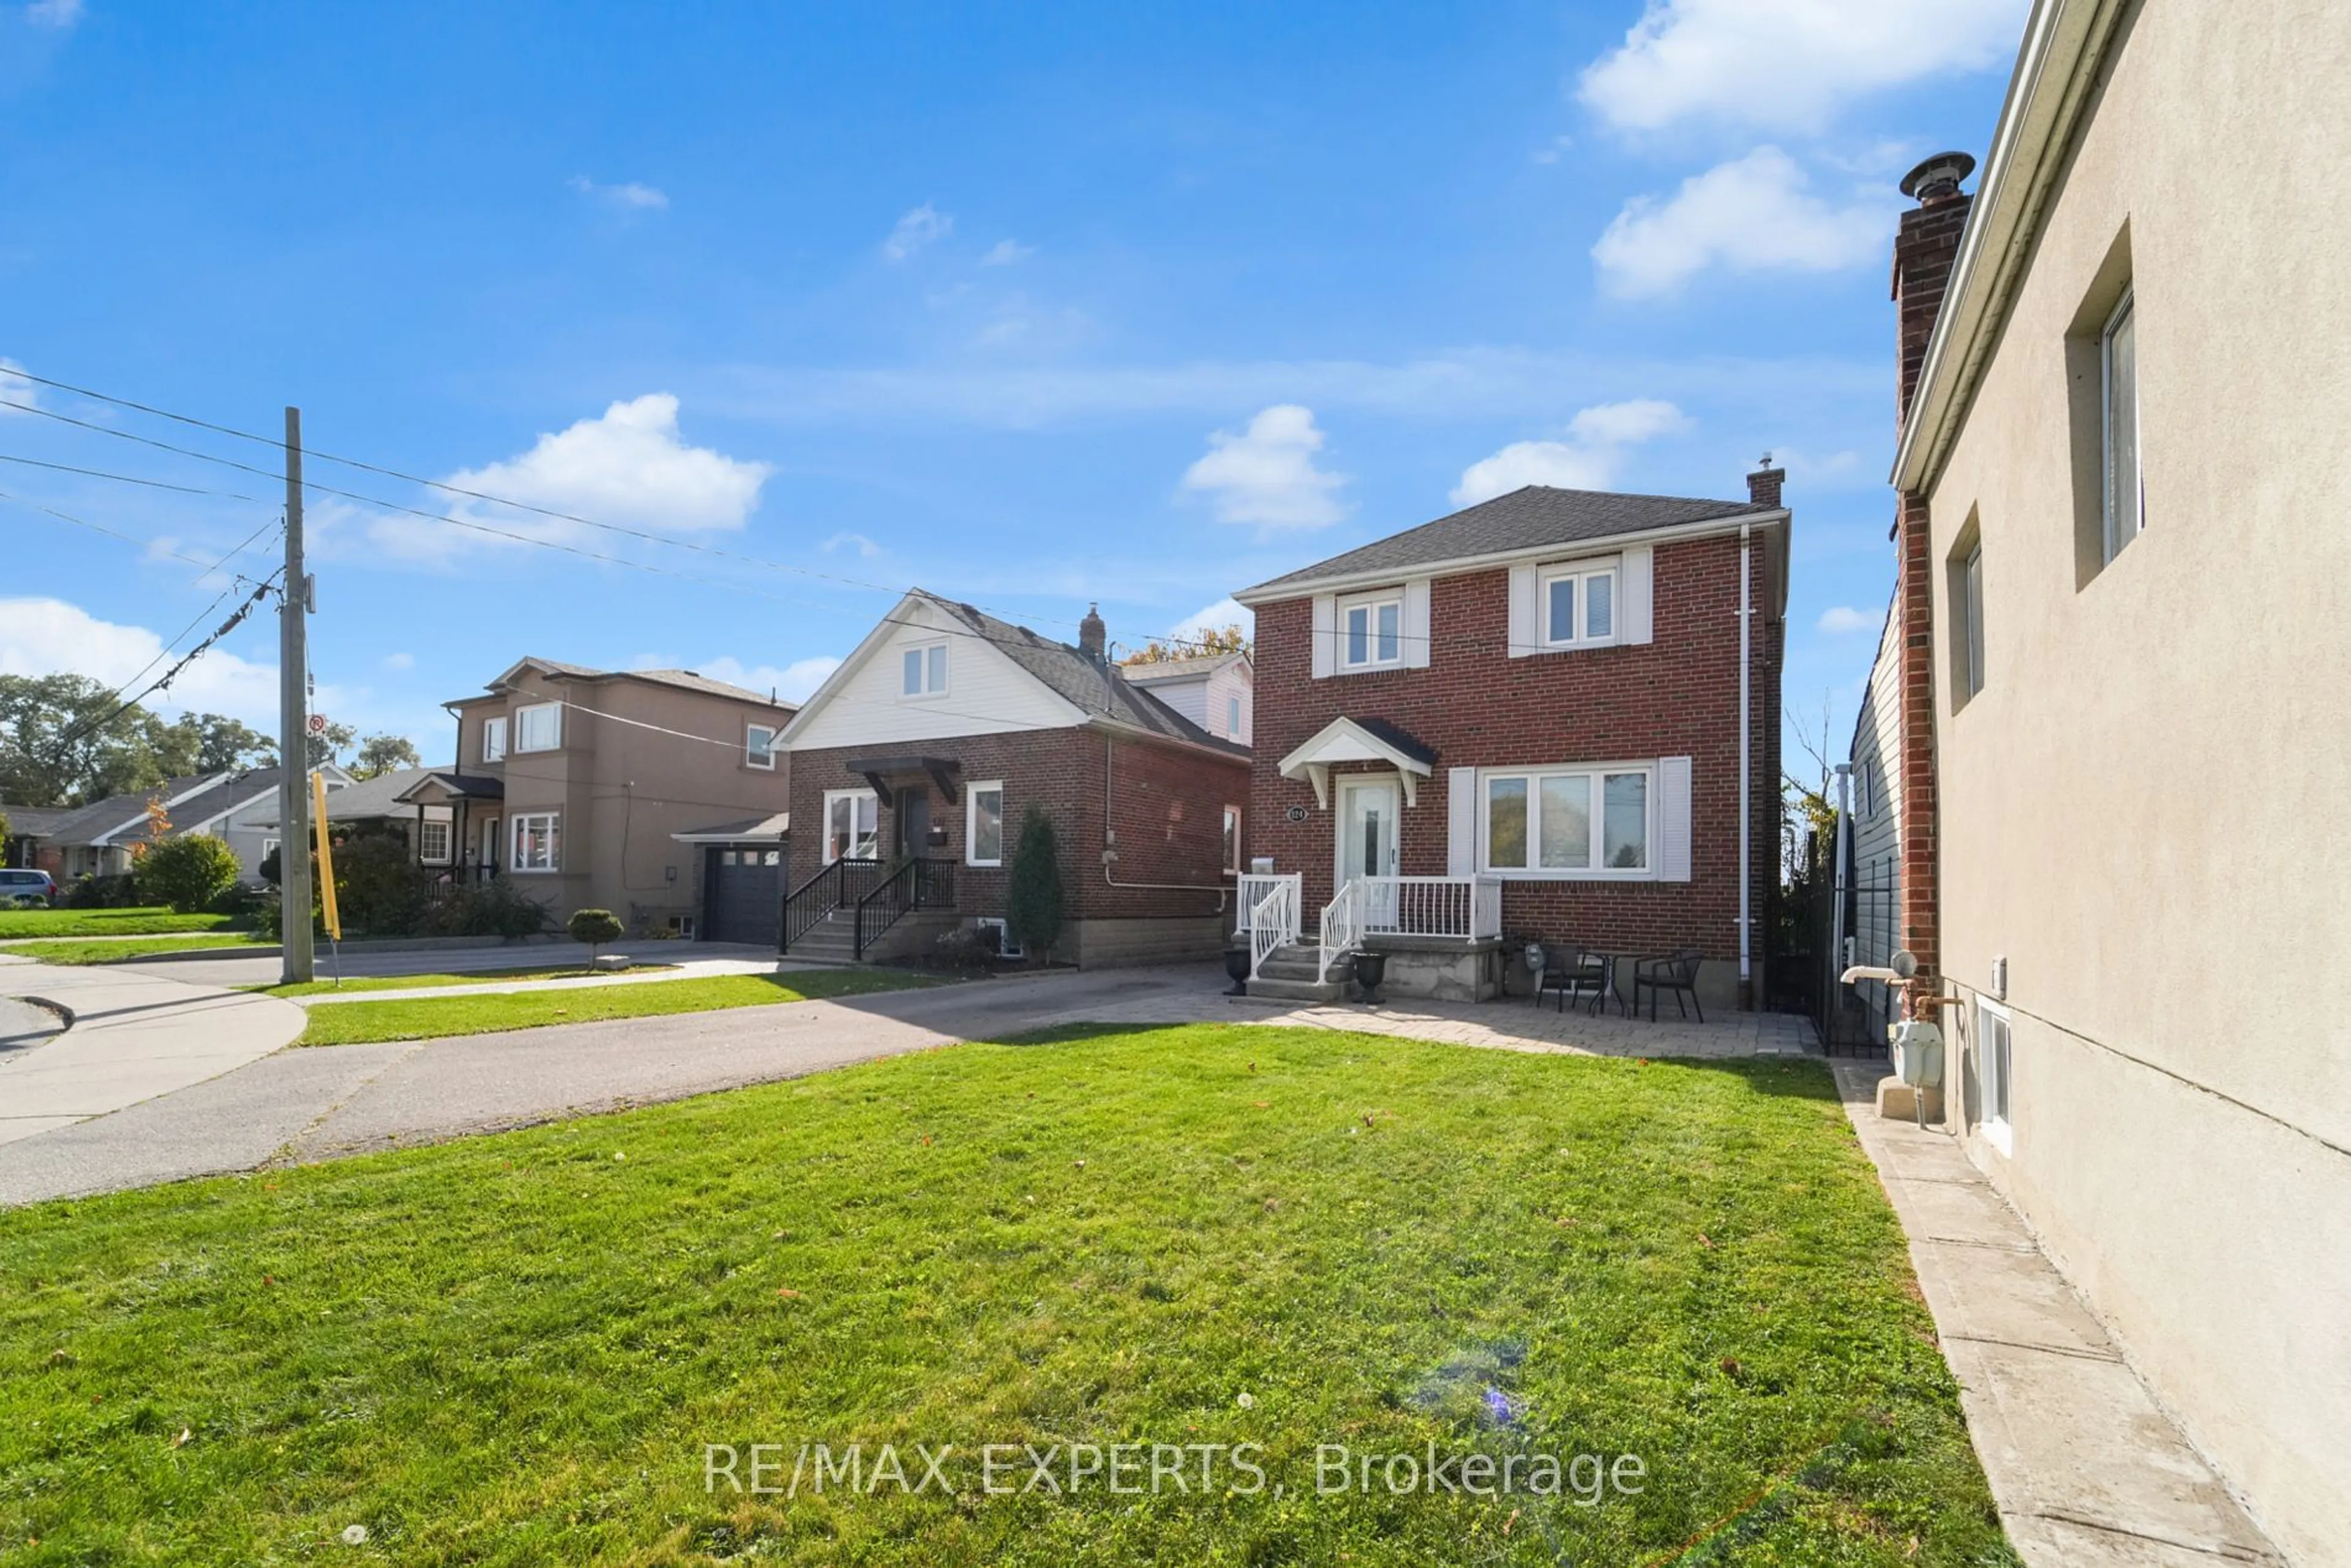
[
  {"x1": 1870, "y1": 2, "x2": 2351, "y2": 1561},
  {"x1": 410, "y1": 658, "x2": 797, "y2": 942}
]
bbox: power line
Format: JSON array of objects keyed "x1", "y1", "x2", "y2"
[
  {"x1": 49, "y1": 576, "x2": 283, "y2": 752},
  {"x1": 0, "y1": 486, "x2": 280, "y2": 587},
  {"x1": 0, "y1": 450, "x2": 262, "y2": 501}
]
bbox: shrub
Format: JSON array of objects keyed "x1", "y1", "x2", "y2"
[
  {"x1": 934, "y1": 922, "x2": 1002, "y2": 971},
  {"x1": 64, "y1": 872, "x2": 143, "y2": 909},
  {"x1": 433, "y1": 878, "x2": 550, "y2": 939},
  {"x1": 331, "y1": 835, "x2": 432, "y2": 937},
  {"x1": 567, "y1": 907, "x2": 623, "y2": 967},
  {"x1": 1004, "y1": 805, "x2": 1065, "y2": 962},
  {"x1": 134, "y1": 835, "x2": 244, "y2": 913}
]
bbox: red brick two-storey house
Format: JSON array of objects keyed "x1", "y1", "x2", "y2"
[
  {"x1": 1233, "y1": 471, "x2": 1787, "y2": 1009},
  {"x1": 777, "y1": 590, "x2": 1251, "y2": 967}
]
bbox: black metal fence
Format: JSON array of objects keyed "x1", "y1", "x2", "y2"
[{"x1": 1769, "y1": 830, "x2": 1896, "y2": 1057}]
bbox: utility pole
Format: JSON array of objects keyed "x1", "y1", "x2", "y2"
[{"x1": 278, "y1": 405, "x2": 315, "y2": 984}]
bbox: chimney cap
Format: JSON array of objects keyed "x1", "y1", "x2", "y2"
[{"x1": 1900, "y1": 151, "x2": 1976, "y2": 204}]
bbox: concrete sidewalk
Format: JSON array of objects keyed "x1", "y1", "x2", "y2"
[
  {"x1": 291, "y1": 955, "x2": 788, "y2": 1005},
  {"x1": 1832, "y1": 1060, "x2": 2282, "y2": 1566},
  {"x1": 0, "y1": 961, "x2": 307, "y2": 1148}
]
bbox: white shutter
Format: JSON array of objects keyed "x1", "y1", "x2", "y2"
[
  {"x1": 1621, "y1": 544, "x2": 1654, "y2": 646},
  {"x1": 1507, "y1": 565, "x2": 1537, "y2": 658},
  {"x1": 1403, "y1": 577, "x2": 1431, "y2": 668},
  {"x1": 1446, "y1": 767, "x2": 1477, "y2": 877},
  {"x1": 1659, "y1": 755, "x2": 1693, "y2": 882},
  {"x1": 1310, "y1": 593, "x2": 1336, "y2": 679}
]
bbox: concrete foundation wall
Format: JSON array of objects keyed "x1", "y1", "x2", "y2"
[{"x1": 1066, "y1": 915, "x2": 1227, "y2": 969}]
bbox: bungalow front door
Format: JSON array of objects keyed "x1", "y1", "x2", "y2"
[{"x1": 1336, "y1": 778, "x2": 1400, "y2": 927}]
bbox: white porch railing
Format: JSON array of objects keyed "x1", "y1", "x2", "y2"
[
  {"x1": 1318, "y1": 879, "x2": 1363, "y2": 985},
  {"x1": 1236, "y1": 873, "x2": 1300, "y2": 931},
  {"x1": 1246, "y1": 876, "x2": 1300, "y2": 980},
  {"x1": 1346, "y1": 875, "x2": 1505, "y2": 940}
]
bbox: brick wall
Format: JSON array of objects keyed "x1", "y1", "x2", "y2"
[
  {"x1": 787, "y1": 726, "x2": 1247, "y2": 926},
  {"x1": 1248, "y1": 530, "x2": 1784, "y2": 972}
]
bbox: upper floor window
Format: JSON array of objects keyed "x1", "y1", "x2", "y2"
[
  {"x1": 902, "y1": 642, "x2": 948, "y2": 697},
  {"x1": 1227, "y1": 694, "x2": 1242, "y2": 737},
  {"x1": 2101, "y1": 291, "x2": 2141, "y2": 563},
  {"x1": 1483, "y1": 767, "x2": 1649, "y2": 876},
  {"x1": 1543, "y1": 561, "x2": 1616, "y2": 648},
  {"x1": 514, "y1": 702, "x2": 561, "y2": 753},
  {"x1": 481, "y1": 716, "x2": 508, "y2": 763},
  {"x1": 1340, "y1": 590, "x2": 1403, "y2": 669},
  {"x1": 746, "y1": 724, "x2": 778, "y2": 770}
]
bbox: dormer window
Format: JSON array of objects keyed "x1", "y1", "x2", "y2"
[
  {"x1": 1543, "y1": 559, "x2": 1618, "y2": 648},
  {"x1": 902, "y1": 641, "x2": 948, "y2": 697},
  {"x1": 1340, "y1": 590, "x2": 1403, "y2": 670}
]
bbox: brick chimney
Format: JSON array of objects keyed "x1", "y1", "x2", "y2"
[
  {"x1": 1889, "y1": 150, "x2": 1974, "y2": 1005},
  {"x1": 1747, "y1": 457, "x2": 1785, "y2": 510},
  {"x1": 1078, "y1": 602, "x2": 1107, "y2": 662}
]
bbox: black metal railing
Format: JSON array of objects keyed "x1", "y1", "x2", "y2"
[
  {"x1": 780, "y1": 857, "x2": 883, "y2": 953},
  {"x1": 852, "y1": 857, "x2": 956, "y2": 959}
]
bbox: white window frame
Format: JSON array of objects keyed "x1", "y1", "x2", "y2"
[
  {"x1": 1478, "y1": 763, "x2": 1655, "y2": 880},
  {"x1": 2101, "y1": 290, "x2": 2141, "y2": 564},
  {"x1": 1337, "y1": 590, "x2": 1405, "y2": 671},
  {"x1": 822, "y1": 787, "x2": 879, "y2": 864},
  {"x1": 262, "y1": 837, "x2": 279, "y2": 862},
  {"x1": 418, "y1": 819, "x2": 451, "y2": 865},
  {"x1": 1223, "y1": 804, "x2": 1243, "y2": 874},
  {"x1": 966, "y1": 781, "x2": 1005, "y2": 868},
  {"x1": 1961, "y1": 541, "x2": 1986, "y2": 700},
  {"x1": 1228, "y1": 694, "x2": 1242, "y2": 737},
  {"x1": 1540, "y1": 557, "x2": 1621, "y2": 650},
  {"x1": 901, "y1": 640, "x2": 950, "y2": 699},
  {"x1": 513, "y1": 702, "x2": 561, "y2": 754},
  {"x1": 510, "y1": 811, "x2": 560, "y2": 874},
  {"x1": 1977, "y1": 996, "x2": 2014, "y2": 1155},
  {"x1": 481, "y1": 716, "x2": 508, "y2": 763},
  {"x1": 745, "y1": 723, "x2": 778, "y2": 771}
]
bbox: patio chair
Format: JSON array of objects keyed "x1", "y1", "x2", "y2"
[
  {"x1": 1633, "y1": 948, "x2": 1704, "y2": 1022},
  {"x1": 1532, "y1": 943, "x2": 1609, "y2": 1014}
]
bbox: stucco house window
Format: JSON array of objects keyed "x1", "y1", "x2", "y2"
[
  {"x1": 966, "y1": 782, "x2": 1004, "y2": 867},
  {"x1": 481, "y1": 716, "x2": 507, "y2": 762},
  {"x1": 1339, "y1": 590, "x2": 1403, "y2": 669},
  {"x1": 2102, "y1": 291, "x2": 2141, "y2": 563},
  {"x1": 1977, "y1": 997, "x2": 2013, "y2": 1155},
  {"x1": 418, "y1": 820, "x2": 451, "y2": 864},
  {"x1": 746, "y1": 724, "x2": 778, "y2": 770},
  {"x1": 1482, "y1": 767, "x2": 1649, "y2": 876},
  {"x1": 514, "y1": 702, "x2": 561, "y2": 753},
  {"x1": 1961, "y1": 542, "x2": 1986, "y2": 700},
  {"x1": 511, "y1": 812, "x2": 560, "y2": 872}
]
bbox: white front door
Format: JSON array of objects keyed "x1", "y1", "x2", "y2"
[{"x1": 1337, "y1": 779, "x2": 1401, "y2": 926}]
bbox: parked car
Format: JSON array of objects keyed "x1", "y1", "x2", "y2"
[{"x1": 0, "y1": 868, "x2": 58, "y2": 907}]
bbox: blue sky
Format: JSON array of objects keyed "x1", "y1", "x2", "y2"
[{"x1": 1, "y1": 0, "x2": 2027, "y2": 774}]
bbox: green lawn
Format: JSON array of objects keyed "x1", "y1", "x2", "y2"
[
  {"x1": 0, "y1": 1026, "x2": 2014, "y2": 1567},
  {"x1": 0, "y1": 906, "x2": 240, "y2": 939},
  {"x1": 0, "y1": 933, "x2": 272, "y2": 965},
  {"x1": 256, "y1": 964, "x2": 686, "y2": 999},
  {"x1": 293, "y1": 968, "x2": 942, "y2": 1045}
]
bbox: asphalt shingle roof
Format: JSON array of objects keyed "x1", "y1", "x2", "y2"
[
  {"x1": 1239, "y1": 484, "x2": 1764, "y2": 598},
  {"x1": 917, "y1": 592, "x2": 1249, "y2": 758},
  {"x1": 481, "y1": 658, "x2": 795, "y2": 708}
]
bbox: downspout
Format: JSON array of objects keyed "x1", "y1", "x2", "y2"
[
  {"x1": 1099, "y1": 732, "x2": 1229, "y2": 909},
  {"x1": 1738, "y1": 520, "x2": 1753, "y2": 996},
  {"x1": 1831, "y1": 760, "x2": 1852, "y2": 1006}
]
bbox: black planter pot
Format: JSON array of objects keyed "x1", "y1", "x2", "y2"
[
  {"x1": 1351, "y1": 948, "x2": 1388, "y2": 1005},
  {"x1": 1223, "y1": 943, "x2": 1253, "y2": 996}
]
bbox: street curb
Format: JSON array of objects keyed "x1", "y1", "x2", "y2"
[
  {"x1": 97, "y1": 934, "x2": 560, "y2": 967},
  {"x1": 12, "y1": 994, "x2": 74, "y2": 1032}
]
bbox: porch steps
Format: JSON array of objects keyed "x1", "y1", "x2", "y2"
[
  {"x1": 1245, "y1": 943, "x2": 1351, "y2": 1004},
  {"x1": 782, "y1": 913, "x2": 861, "y2": 965}
]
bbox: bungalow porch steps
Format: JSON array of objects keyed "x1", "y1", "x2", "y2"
[{"x1": 1245, "y1": 942, "x2": 1352, "y2": 1005}]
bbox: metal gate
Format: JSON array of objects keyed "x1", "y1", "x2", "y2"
[{"x1": 707, "y1": 846, "x2": 784, "y2": 945}]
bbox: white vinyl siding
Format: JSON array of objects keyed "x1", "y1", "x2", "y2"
[
  {"x1": 514, "y1": 702, "x2": 561, "y2": 753},
  {"x1": 967, "y1": 782, "x2": 1005, "y2": 867},
  {"x1": 511, "y1": 812, "x2": 560, "y2": 872},
  {"x1": 481, "y1": 716, "x2": 507, "y2": 763},
  {"x1": 787, "y1": 596, "x2": 1084, "y2": 750}
]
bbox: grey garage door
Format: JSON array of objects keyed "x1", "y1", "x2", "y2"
[{"x1": 707, "y1": 846, "x2": 784, "y2": 945}]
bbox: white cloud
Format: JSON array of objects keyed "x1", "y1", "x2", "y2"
[
  {"x1": 980, "y1": 239, "x2": 1035, "y2": 266},
  {"x1": 381, "y1": 651, "x2": 416, "y2": 671},
  {"x1": 569, "y1": 176, "x2": 669, "y2": 212},
  {"x1": 1180, "y1": 405, "x2": 1351, "y2": 533},
  {"x1": 1816, "y1": 605, "x2": 1880, "y2": 635},
  {"x1": 25, "y1": 0, "x2": 83, "y2": 27},
  {"x1": 1452, "y1": 398, "x2": 1689, "y2": 507},
  {"x1": 882, "y1": 203, "x2": 953, "y2": 262},
  {"x1": 0, "y1": 358, "x2": 34, "y2": 412},
  {"x1": 692, "y1": 655, "x2": 842, "y2": 704},
  {"x1": 1171, "y1": 597, "x2": 1253, "y2": 644},
  {"x1": 820, "y1": 531, "x2": 880, "y2": 558},
  {"x1": 1579, "y1": 0, "x2": 2026, "y2": 135},
  {"x1": 1592, "y1": 146, "x2": 1893, "y2": 298},
  {"x1": 369, "y1": 394, "x2": 772, "y2": 563},
  {"x1": 1531, "y1": 135, "x2": 1575, "y2": 166},
  {"x1": 0, "y1": 597, "x2": 279, "y2": 726}
]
